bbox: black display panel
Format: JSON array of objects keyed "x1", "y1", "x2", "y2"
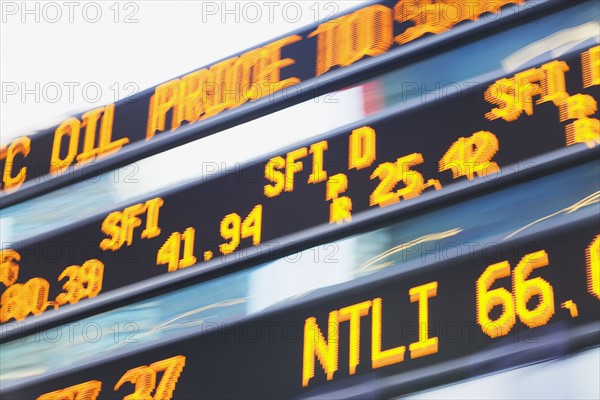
[
  {"x1": 3, "y1": 215, "x2": 598, "y2": 399},
  {"x1": 1, "y1": 45, "x2": 598, "y2": 325}
]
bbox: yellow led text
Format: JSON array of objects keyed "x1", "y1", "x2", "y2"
[
  {"x1": 0, "y1": 136, "x2": 31, "y2": 193},
  {"x1": 560, "y1": 94, "x2": 600, "y2": 148},
  {"x1": 54, "y1": 259, "x2": 104, "y2": 307},
  {"x1": 587, "y1": 235, "x2": 599, "y2": 300},
  {"x1": 308, "y1": 141, "x2": 329, "y2": 184},
  {"x1": 309, "y1": 4, "x2": 393, "y2": 76},
  {"x1": 146, "y1": 35, "x2": 301, "y2": 139},
  {"x1": 50, "y1": 104, "x2": 129, "y2": 174},
  {"x1": 1, "y1": 249, "x2": 51, "y2": 322},
  {"x1": 37, "y1": 380, "x2": 102, "y2": 400},
  {"x1": 582, "y1": 46, "x2": 600, "y2": 88},
  {"x1": 114, "y1": 355, "x2": 186, "y2": 400},
  {"x1": 302, "y1": 282, "x2": 438, "y2": 387},
  {"x1": 37, "y1": 355, "x2": 186, "y2": 400},
  {"x1": 370, "y1": 153, "x2": 432, "y2": 207},
  {"x1": 219, "y1": 204, "x2": 263, "y2": 255},
  {"x1": 309, "y1": 1, "x2": 522, "y2": 77},
  {"x1": 326, "y1": 173, "x2": 352, "y2": 224},
  {"x1": 476, "y1": 250, "x2": 555, "y2": 338},
  {"x1": 264, "y1": 140, "x2": 329, "y2": 198},
  {"x1": 485, "y1": 47, "x2": 599, "y2": 148},
  {"x1": 100, "y1": 197, "x2": 164, "y2": 251},
  {"x1": 0, "y1": 249, "x2": 20, "y2": 287},
  {"x1": 395, "y1": 0, "x2": 524, "y2": 45},
  {"x1": 348, "y1": 126, "x2": 376, "y2": 171},
  {"x1": 1, "y1": 249, "x2": 106, "y2": 322},
  {"x1": 439, "y1": 131, "x2": 499, "y2": 180},
  {"x1": 157, "y1": 227, "x2": 197, "y2": 272},
  {"x1": 408, "y1": 282, "x2": 438, "y2": 358},
  {"x1": 485, "y1": 64, "x2": 559, "y2": 122}
]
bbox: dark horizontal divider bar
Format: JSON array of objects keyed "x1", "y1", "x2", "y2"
[
  {"x1": 3, "y1": 214, "x2": 598, "y2": 399},
  {"x1": 1, "y1": 143, "x2": 598, "y2": 344},
  {"x1": 0, "y1": 0, "x2": 565, "y2": 207},
  {"x1": 1, "y1": 41, "x2": 597, "y2": 328}
]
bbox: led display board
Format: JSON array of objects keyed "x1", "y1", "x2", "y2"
[
  {"x1": 1, "y1": 45, "x2": 598, "y2": 325},
  {"x1": 0, "y1": 157, "x2": 596, "y2": 388},
  {"x1": 2, "y1": 215, "x2": 598, "y2": 399},
  {"x1": 0, "y1": 0, "x2": 554, "y2": 203}
]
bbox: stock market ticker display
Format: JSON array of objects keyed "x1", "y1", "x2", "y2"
[
  {"x1": 0, "y1": 0, "x2": 538, "y2": 197},
  {"x1": 3, "y1": 214, "x2": 599, "y2": 399},
  {"x1": 1, "y1": 45, "x2": 598, "y2": 324},
  {"x1": 1, "y1": 1, "x2": 599, "y2": 399}
]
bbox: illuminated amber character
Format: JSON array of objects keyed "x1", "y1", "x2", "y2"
[
  {"x1": 560, "y1": 94, "x2": 599, "y2": 148},
  {"x1": 582, "y1": 46, "x2": 600, "y2": 88},
  {"x1": 1, "y1": 136, "x2": 31, "y2": 193},
  {"x1": 100, "y1": 198, "x2": 164, "y2": 251},
  {"x1": 476, "y1": 261, "x2": 516, "y2": 338},
  {"x1": 219, "y1": 205, "x2": 263, "y2": 255},
  {"x1": 484, "y1": 68, "x2": 544, "y2": 122},
  {"x1": 55, "y1": 259, "x2": 104, "y2": 307},
  {"x1": 309, "y1": 5, "x2": 393, "y2": 76},
  {"x1": 264, "y1": 156, "x2": 285, "y2": 198},
  {"x1": 587, "y1": 235, "x2": 600, "y2": 300},
  {"x1": 408, "y1": 282, "x2": 439, "y2": 358},
  {"x1": 156, "y1": 228, "x2": 197, "y2": 272},
  {"x1": 285, "y1": 148, "x2": 308, "y2": 192},
  {"x1": 439, "y1": 131, "x2": 499, "y2": 180},
  {"x1": 370, "y1": 153, "x2": 427, "y2": 207},
  {"x1": 303, "y1": 283, "x2": 438, "y2": 387},
  {"x1": 485, "y1": 58, "x2": 571, "y2": 122},
  {"x1": 326, "y1": 173, "x2": 352, "y2": 224},
  {"x1": 348, "y1": 126, "x2": 376, "y2": 171},
  {"x1": 0, "y1": 249, "x2": 20, "y2": 287},
  {"x1": 0, "y1": 278, "x2": 51, "y2": 322},
  {"x1": 114, "y1": 355, "x2": 186, "y2": 400},
  {"x1": 484, "y1": 78, "x2": 520, "y2": 122},
  {"x1": 36, "y1": 380, "x2": 102, "y2": 400},
  {"x1": 538, "y1": 61, "x2": 570, "y2": 106},
  {"x1": 0, "y1": 249, "x2": 53, "y2": 322},
  {"x1": 513, "y1": 250, "x2": 555, "y2": 328},
  {"x1": 394, "y1": 0, "x2": 456, "y2": 44},
  {"x1": 477, "y1": 250, "x2": 555, "y2": 338},
  {"x1": 50, "y1": 105, "x2": 128, "y2": 174},
  {"x1": 307, "y1": 141, "x2": 328, "y2": 184},
  {"x1": 394, "y1": 1, "x2": 524, "y2": 45},
  {"x1": 147, "y1": 35, "x2": 301, "y2": 139},
  {"x1": 302, "y1": 311, "x2": 340, "y2": 387},
  {"x1": 50, "y1": 117, "x2": 80, "y2": 174},
  {"x1": 561, "y1": 300, "x2": 579, "y2": 318},
  {"x1": 339, "y1": 301, "x2": 372, "y2": 374},
  {"x1": 264, "y1": 139, "x2": 330, "y2": 198},
  {"x1": 371, "y1": 297, "x2": 405, "y2": 368}
]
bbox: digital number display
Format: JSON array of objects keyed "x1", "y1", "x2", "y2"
[
  {"x1": 0, "y1": 0, "x2": 537, "y2": 196},
  {"x1": 35, "y1": 355, "x2": 186, "y2": 400},
  {"x1": 1, "y1": 45, "x2": 598, "y2": 324},
  {"x1": 3, "y1": 216, "x2": 598, "y2": 399}
]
